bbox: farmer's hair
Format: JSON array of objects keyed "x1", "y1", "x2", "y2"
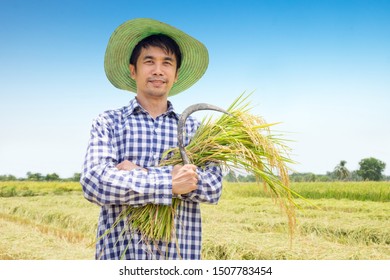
[{"x1": 129, "y1": 34, "x2": 182, "y2": 70}]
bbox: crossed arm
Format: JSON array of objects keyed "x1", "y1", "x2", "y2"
[{"x1": 116, "y1": 160, "x2": 199, "y2": 195}]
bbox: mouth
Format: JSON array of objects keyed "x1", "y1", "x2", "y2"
[
  {"x1": 150, "y1": 80, "x2": 164, "y2": 87},
  {"x1": 148, "y1": 78, "x2": 166, "y2": 87}
]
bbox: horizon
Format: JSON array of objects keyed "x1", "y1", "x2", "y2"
[{"x1": 2, "y1": 158, "x2": 388, "y2": 179}]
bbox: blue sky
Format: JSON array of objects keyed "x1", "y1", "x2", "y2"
[{"x1": 1, "y1": 0, "x2": 389, "y2": 178}]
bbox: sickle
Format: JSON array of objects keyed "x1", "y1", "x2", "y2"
[{"x1": 177, "y1": 103, "x2": 232, "y2": 164}]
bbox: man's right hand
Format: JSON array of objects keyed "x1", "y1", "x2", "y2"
[{"x1": 171, "y1": 164, "x2": 199, "y2": 195}]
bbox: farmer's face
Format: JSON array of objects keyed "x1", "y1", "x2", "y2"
[{"x1": 130, "y1": 46, "x2": 178, "y2": 99}]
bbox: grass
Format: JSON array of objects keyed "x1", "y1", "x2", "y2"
[
  {"x1": 289, "y1": 181, "x2": 390, "y2": 202},
  {"x1": 0, "y1": 181, "x2": 389, "y2": 259},
  {"x1": 0, "y1": 181, "x2": 81, "y2": 197},
  {"x1": 224, "y1": 181, "x2": 390, "y2": 202},
  {"x1": 201, "y1": 182, "x2": 390, "y2": 259}
]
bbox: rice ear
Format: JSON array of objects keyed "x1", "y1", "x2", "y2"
[{"x1": 160, "y1": 92, "x2": 298, "y2": 238}]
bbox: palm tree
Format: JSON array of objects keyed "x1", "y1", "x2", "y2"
[{"x1": 334, "y1": 160, "x2": 350, "y2": 180}]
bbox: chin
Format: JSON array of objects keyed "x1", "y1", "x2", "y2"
[{"x1": 145, "y1": 93, "x2": 167, "y2": 99}]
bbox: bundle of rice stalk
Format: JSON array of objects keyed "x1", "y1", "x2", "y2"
[{"x1": 104, "y1": 93, "x2": 299, "y2": 251}]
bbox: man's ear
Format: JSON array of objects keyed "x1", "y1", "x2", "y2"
[
  {"x1": 129, "y1": 64, "x2": 136, "y2": 79},
  {"x1": 174, "y1": 69, "x2": 179, "y2": 83}
]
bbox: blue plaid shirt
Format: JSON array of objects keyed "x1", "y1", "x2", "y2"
[{"x1": 80, "y1": 98, "x2": 223, "y2": 260}]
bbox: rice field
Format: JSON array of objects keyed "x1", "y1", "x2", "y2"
[{"x1": 0, "y1": 181, "x2": 389, "y2": 260}]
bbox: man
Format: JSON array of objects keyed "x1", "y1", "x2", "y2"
[{"x1": 80, "y1": 18, "x2": 223, "y2": 260}]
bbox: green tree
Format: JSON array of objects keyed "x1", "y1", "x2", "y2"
[
  {"x1": 334, "y1": 160, "x2": 350, "y2": 180},
  {"x1": 245, "y1": 174, "x2": 256, "y2": 182},
  {"x1": 26, "y1": 172, "x2": 43, "y2": 181},
  {"x1": 357, "y1": 157, "x2": 386, "y2": 181},
  {"x1": 71, "y1": 173, "x2": 81, "y2": 182},
  {"x1": 224, "y1": 170, "x2": 237, "y2": 182},
  {"x1": 350, "y1": 170, "x2": 363, "y2": 181},
  {"x1": 0, "y1": 174, "x2": 17, "y2": 181},
  {"x1": 45, "y1": 173, "x2": 60, "y2": 181},
  {"x1": 237, "y1": 174, "x2": 247, "y2": 182}
]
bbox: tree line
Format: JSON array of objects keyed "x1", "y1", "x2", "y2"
[
  {"x1": 0, "y1": 172, "x2": 81, "y2": 182},
  {"x1": 225, "y1": 157, "x2": 389, "y2": 182},
  {"x1": 0, "y1": 157, "x2": 387, "y2": 182}
]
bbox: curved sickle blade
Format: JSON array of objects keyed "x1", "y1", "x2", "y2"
[{"x1": 177, "y1": 103, "x2": 232, "y2": 164}]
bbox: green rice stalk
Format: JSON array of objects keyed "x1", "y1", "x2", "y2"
[{"x1": 109, "y1": 92, "x2": 300, "y2": 252}]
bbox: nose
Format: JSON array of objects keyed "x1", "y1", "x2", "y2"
[{"x1": 152, "y1": 62, "x2": 164, "y2": 76}]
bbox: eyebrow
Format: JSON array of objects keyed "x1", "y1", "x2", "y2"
[{"x1": 142, "y1": 55, "x2": 175, "y2": 62}]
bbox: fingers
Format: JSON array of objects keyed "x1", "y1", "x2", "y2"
[
  {"x1": 171, "y1": 164, "x2": 199, "y2": 195},
  {"x1": 116, "y1": 160, "x2": 146, "y2": 172},
  {"x1": 116, "y1": 161, "x2": 126, "y2": 170},
  {"x1": 184, "y1": 164, "x2": 197, "y2": 171},
  {"x1": 179, "y1": 164, "x2": 198, "y2": 179}
]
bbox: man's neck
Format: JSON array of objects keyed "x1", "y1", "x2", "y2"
[{"x1": 135, "y1": 95, "x2": 168, "y2": 119}]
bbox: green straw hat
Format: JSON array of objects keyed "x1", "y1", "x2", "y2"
[{"x1": 104, "y1": 18, "x2": 209, "y2": 96}]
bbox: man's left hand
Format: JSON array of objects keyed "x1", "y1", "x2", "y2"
[{"x1": 116, "y1": 160, "x2": 147, "y2": 172}]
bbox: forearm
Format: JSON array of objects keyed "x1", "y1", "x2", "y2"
[{"x1": 81, "y1": 162, "x2": 173, "y2": 207}]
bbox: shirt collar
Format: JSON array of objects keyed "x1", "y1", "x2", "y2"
[{"x1": 123, "y1": 98, "x2": 179, "y2": 120}]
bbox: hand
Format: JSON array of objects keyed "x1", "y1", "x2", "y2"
[
  {"x1": 171, "y1": 164, "x2": 199, "y2": 195},
  {"x1": 116, "y1": 160, "x2": 147, "y2": 172}
]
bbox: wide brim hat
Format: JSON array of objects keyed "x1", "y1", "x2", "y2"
[{"x1": 104, "y1": 18, "x2": 209, "y2": 96}]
